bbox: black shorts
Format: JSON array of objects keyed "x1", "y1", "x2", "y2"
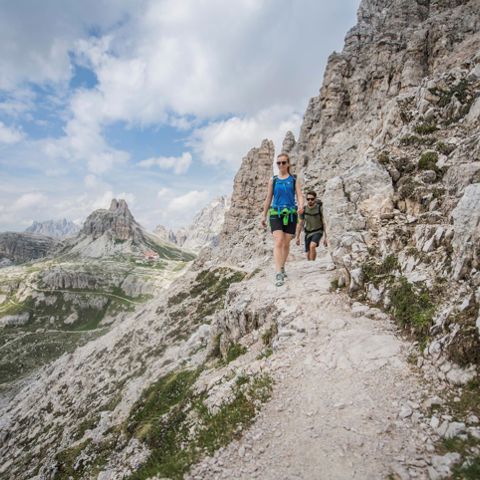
[
  {"x1": 270, "y1": 214, "x2": 297, "y2": 235},
  {"x1": 305, "y1": 231, "x2": 323, "y2": 252}
]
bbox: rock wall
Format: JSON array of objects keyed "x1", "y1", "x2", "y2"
[
  {"x1": 0, "y1": 232, "x2": 61, "y2": 264},
  {"x1": 216, "y1": 139, "x2": 274, "y2": 267},
  {"x1": 290, "y1": 0, "x2": 480, "y2": 369}
]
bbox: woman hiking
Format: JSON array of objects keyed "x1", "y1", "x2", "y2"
[{"x1": 261, "y1": 153, "x2": 304, "y2": 286}]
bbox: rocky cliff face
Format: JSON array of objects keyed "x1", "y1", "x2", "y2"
[
  {"x1": 0, "y1": 232, "x2": 61, "y2": 264},
  {"x1": 179, "y1": 196, "x2": 230, "y2": 252},
  {"x1": 80, "y1": 199, "x2": 143, "y2": 243},
  {"x1": 25, "y1": 219, "x2": 80, "y2": 239},
  {"x1": 290, "y1": 0, "x2": 480, "y2": 375},
  {"x1": 65, "y1": 199, "x2": 192, "y2": 260},
  {"x1": 215, "y1": 139, "x2": 274, "y2": 266},
  {"x1": 154, "y1": 196, "x2": 230, "y2": 253},
  {"x1": 153, "y1": 224, "x2": 177, "y2": 245}
]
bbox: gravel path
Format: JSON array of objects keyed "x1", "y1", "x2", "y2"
[{"x1": 188, "y1": 252, "x2": 431, "y2": 480}]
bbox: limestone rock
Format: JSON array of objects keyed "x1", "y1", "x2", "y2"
[
  {"x1": 0, "y1": 232, "x2": 61, "y2": 264},
  {"x1": 25, "y1": 218, "x2": 80, "y2": 239},
  {"x1": 216, "y1": 139, "x2": 274, "y2": 266}
]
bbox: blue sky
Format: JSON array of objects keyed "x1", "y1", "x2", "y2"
[{"x1": 0, "y1": 0, "x2": 359, "y2": 232}]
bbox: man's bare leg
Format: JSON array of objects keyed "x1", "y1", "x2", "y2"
[{"x1": 309, "y1": 242, "x2": 318, "y2": 261}]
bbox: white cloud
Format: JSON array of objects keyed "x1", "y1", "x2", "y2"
[
  {"x1": 157, "y1": 187, "x2": 173, "y2": 199},
  {"x1": 139, "y1": 152, "x2": 192, "y2": 174},
  {"x1": 190, "y1": 106, "x2": 302, "y2": 168},
  {"x1": 0, "y1": 1, "x2": 141, "y2": 89},
  {"x1": 11, "y1": 192, "x2": 47, "y2": 211},
  {"x1": 0, "y1": 121, "x2": 23, "y2": 144},
  {"x1": 167, "y1": 190, "x2": 209, "y2": 213}
]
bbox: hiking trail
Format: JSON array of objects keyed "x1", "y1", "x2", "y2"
[{"x1": 188, "y1": 250, "x2": 432, "y2": 480}]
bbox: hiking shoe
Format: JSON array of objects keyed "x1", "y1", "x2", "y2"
[
  {"x1": 275, "y1": 272, "x2": 284, "y2": 287},
  {"x1": 281, "y1": 266, "x2": 287, "y2": 278}
]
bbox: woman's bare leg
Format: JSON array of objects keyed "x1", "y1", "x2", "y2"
[
  {"x1": 273, "y1": 231, "x2": 285, "y2": 272},
  {"x1": 282, "y1": 234, "x2": 293, "y2": 268}
]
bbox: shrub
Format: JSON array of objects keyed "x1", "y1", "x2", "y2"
[
  {"x1": 377, "y1": 151, "x2": 390, "y2": 165},
  {"x1": 225, "y1": 343, "x2": 247, "y2": 363},
  {"x1": 414, "y1": 121, "x2": 438, "y2": 135},
  {"x1": 390, "y1": 277, "x2": 435, "y2": 338},
  {"x1": 418, "y1": 151, "x2": 439, "y2": 171},
  {"x1": 436, "y1": 141, "x2": 456, "y2": 156}
]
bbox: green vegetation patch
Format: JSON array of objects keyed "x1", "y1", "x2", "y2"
[
  {"x1": 414, "y1": 121, "x2": 438, "y2": 135},
  {"x1": 436, "y1": 141, "x2": 456, "y2": 156},
  {"x1": 361, "y1": 254, "x2": 399, "y2": 287},
  {"x1": 225, "y1": 343, "x2": 247, "y2": 363},
  {"x1": 389, "y1": 277, "x2": 435, "y2": 339},
  {"x1": 444, "y1": 303, "x2": 480, "y2": 367},
  {"x1": 418, "y1": 151, "x2": 439, "y2": 171},
  {"x1": 167, "y1": 268, "x2": 246, "y2": 336},
  {"x1": 54, "y1": 437, "x2": 116, "y2": 480},
  {"x1": 400, "y1": 134, "x2": 436, "y2": 147},
  {"x1": 126, "y1": 369, "x2": 273, "y2": 480}
]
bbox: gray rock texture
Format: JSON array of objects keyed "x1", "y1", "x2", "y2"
[
  {"x1": 0, "y1": 232, "x2": 61, "y2": 264},
  {"x1": 25, "y1": 219, "x2": 79, "y2": 239}
]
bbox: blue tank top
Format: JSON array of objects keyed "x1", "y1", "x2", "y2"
[{"x1": 272, "y1": 175, "x2": 296, "y2": 209}]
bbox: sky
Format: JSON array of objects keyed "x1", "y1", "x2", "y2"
[{"x1": 0, "y1": 0, "x2": 359, "y2": 232}]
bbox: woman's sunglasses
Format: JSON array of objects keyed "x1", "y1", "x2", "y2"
[{"x1": 276, "y1": 161, "x2": 288, "y2": 165}]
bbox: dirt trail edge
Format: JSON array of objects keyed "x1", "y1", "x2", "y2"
[{"x1": 188, "y1": 252, "x2": 432, "y2": 480}]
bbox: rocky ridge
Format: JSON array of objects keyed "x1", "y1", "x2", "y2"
[
  {"x1": 62, "y1": 199, "x2": 192, "y2": 261},
  {"x1": 25, "y1": 219, "x2": 80, "y2": 239},
  {"x1": 0, "y1": 232, "x2": 61, "y2": 265}
]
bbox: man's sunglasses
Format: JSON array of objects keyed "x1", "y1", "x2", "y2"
[
  {"x1": 276, "y1": 161, "x2": 288, "y2": 165},
  {"x1": 307, "y1": 197, "x2": 315, "y2": 201}
]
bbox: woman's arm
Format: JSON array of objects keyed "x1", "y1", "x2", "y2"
[
  {"x1": 295, "y1": 177, "x2": 304, "y2": 214},
  {"x1": 261, "y1": 178, "x2": 274, "y2": 227}
]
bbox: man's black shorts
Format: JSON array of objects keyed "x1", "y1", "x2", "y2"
[
  {"x1": 270, "y1": 214, "x2": 297, "y2": 235},
  {"x1": 305, "y1": 231, "x2": 323, "y2": 252}
]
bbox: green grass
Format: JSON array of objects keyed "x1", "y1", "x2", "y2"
[
  {"x1": 436, "y1": 141, "x2": 456, "y2": 156},
  {"x1": 414, "y1": 121, "x2": 438, "y2": 135},
  {"x1": 125, "y1": 369, "x2": 273, "y2": 480},
  {"x1": 418, "y1": 151, "x2": 439, "y2": 171},
  {"x1": 225, "y1": 343, "x2": 247, "y2": 363},
  {"x1": 453, "y1": 455, "x2": 480, "y2": 479},
  {"x1": 389, "y1": 277, "x2": 435, "y2": 339},
  {"x1": 361, "y1": 254, "x2": 398, "y2": 287}
]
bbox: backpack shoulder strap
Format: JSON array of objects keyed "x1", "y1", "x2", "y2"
[{"x1": 272, "y1": 175, "x2": 278, "y2": 191}]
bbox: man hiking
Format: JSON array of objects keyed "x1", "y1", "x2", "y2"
[
  {"x1": 261, "y1": 153, "x2": 304, "y2": 286},
  {"x1": 296, "y1": 190, "x2": 327, "y2": 261}
]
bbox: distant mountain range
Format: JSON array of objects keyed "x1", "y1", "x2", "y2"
[
  {"x1": 154, "y1": 195, "x2": 230, "y2": 252},
  {"x1": 25, "y1": 218, "x2": 80, "y2": 239}
]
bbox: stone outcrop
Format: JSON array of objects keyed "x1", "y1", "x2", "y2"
[
  {"x1": 64, "y1": 199, "x2": 192, "y2": 260},
  {"x1": 216, "y1": 139, "x2": 274, "y2": 266},
  {"x1": 80, "y1": 199, "x2": 142, "y2": 242},
  {"x1": 25, "y1": 219, "x2": 79, "y2": 239},
  {"x1": 0, "y1": 232, "x2": 61, "y2": 264}
]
